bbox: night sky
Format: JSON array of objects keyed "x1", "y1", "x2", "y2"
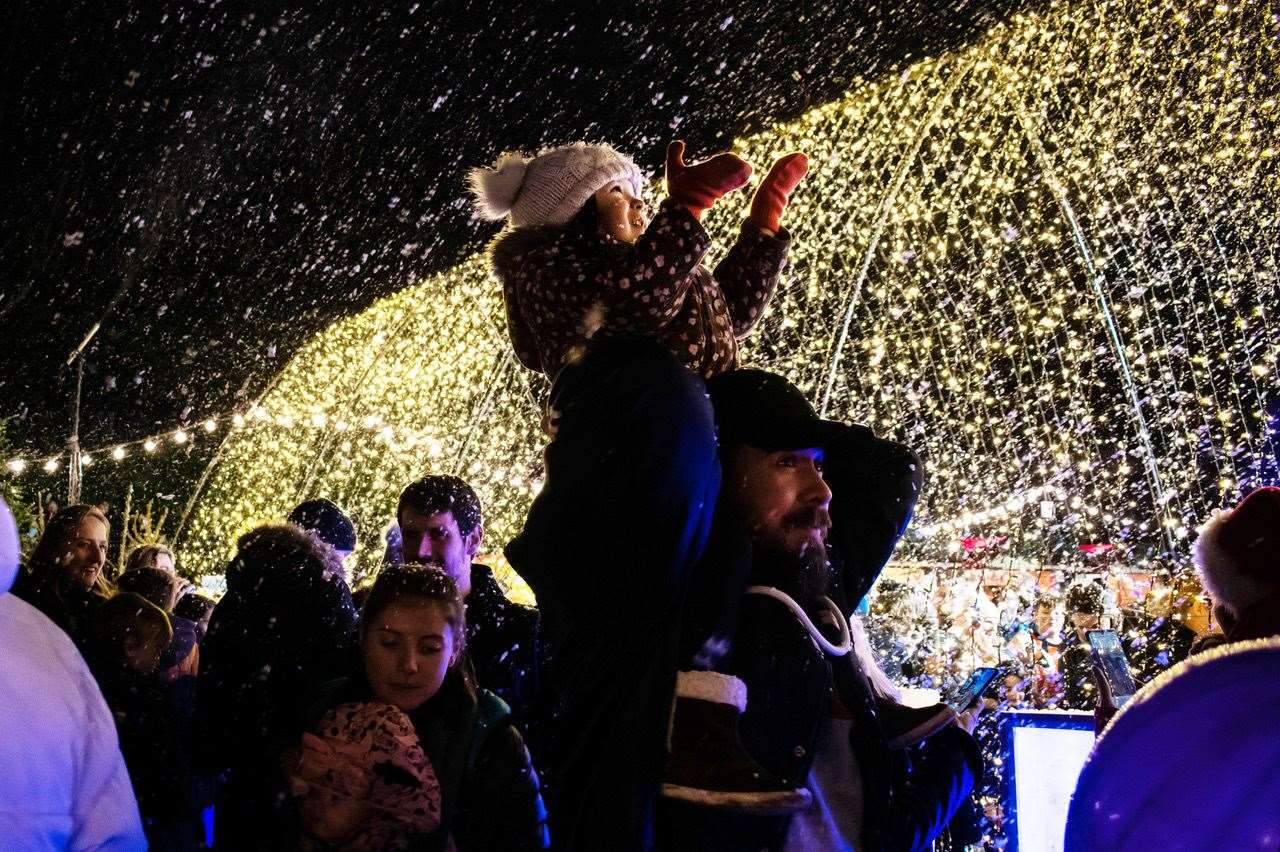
[{"x1": 1, "y1": 0, "x2": 1027, "y2": 462}]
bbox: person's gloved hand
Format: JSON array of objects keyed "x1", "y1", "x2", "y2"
[
  {"x1": 665, "y1": 140, "x2": 753, "y2": 220},
  {"x1": 748, "y1": 152, "x2": 808, "y2": 234}
]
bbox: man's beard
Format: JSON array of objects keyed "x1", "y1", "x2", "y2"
[{"x1": 751, "y1": 506, "x2": 834, "y2": 609}]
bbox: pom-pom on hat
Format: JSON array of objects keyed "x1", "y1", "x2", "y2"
[
  {"x1": 468, "y1": 142, "x2": 645, "y2": 229},
  {"x1": 1193, "y1": 486, "x2": 1280, "y2": 612}
]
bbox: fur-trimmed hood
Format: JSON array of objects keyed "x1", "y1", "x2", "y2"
[
  {"x1": 226, "y1": 522, "x2": 345, "y2": 595},
  {"x1": 488, "y1": 225, "x2": 568, "y2": 290}
]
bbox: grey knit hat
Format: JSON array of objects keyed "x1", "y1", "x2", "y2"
[{"x1": 468, "y1": 142, "x2": 645, "y2": 229}]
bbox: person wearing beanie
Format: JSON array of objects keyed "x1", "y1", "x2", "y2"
[
  {"x1": 469, "y1": 139, "x2": 810, "y2": 848},
  {"x1": 290, "y1": 498, "x2": 358, "y2": 560},
  {"x1": 1193, "y1": 486, "x2": 1280, "y2": 647},
  {"x1": 473, "y1": 140, "x2": 805, "y2": 381}
]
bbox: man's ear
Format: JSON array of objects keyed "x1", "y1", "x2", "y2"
[{"x1": 464, "y1": 524, "x2": 483, "y2": 561}]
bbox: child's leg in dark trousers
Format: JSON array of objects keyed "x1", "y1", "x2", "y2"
[{"x1": 505, "y1": 338, "x2": 720, "y2": 852}]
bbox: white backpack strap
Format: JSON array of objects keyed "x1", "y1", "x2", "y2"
[{"x1": 744, "y1": 586, "x2": 852, "y2": 657}]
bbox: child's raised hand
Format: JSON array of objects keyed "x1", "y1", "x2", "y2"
[
  {"x1": 665, "y1": 140, "x2": 753, "y2": 220},
  {"x1": 749, "y1": 153, "x2": 809, "y2": 235}
]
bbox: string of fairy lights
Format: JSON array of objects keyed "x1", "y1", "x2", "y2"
[
  {"x1": 0, "y1": 405, "x2": 469, "y2": 478},
  {"x1": 23, "y1": 0, "x2": 1277, "y2": 603}
]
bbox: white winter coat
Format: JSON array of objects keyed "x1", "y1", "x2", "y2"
[{"x1": 0, "y1": 499, "x2": 146, "y2": 851}]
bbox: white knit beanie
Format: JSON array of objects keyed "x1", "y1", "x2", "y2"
[{"x1": 468, "y1": 142, "x2": 645, "y2": 229}]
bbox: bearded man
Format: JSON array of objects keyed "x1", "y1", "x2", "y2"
[{"x1": 659, "y1": 370, "x2": 983, "y2": 852}]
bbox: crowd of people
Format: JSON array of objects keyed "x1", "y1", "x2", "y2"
[
  {"x1": 866, "y1": 566, "x2": 1217, "y2": 713},
  {"x1": 3, "y1": 136, "x2": 1278, "y2": 852}
]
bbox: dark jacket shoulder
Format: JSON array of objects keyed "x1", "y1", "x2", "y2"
[{"x1": 464, "y1": 564, "x2": 540, "y2": 711}]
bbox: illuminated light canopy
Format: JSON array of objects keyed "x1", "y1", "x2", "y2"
[{"x1": 178, "y1": 1, "x2": 1280, "y2": 601}]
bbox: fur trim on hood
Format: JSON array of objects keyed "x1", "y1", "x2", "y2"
[
  {"x1": 488, "y1": 224, "x2": 568, "y2": 290},
  {"x1": 226, "y1": 523, "x2": 344, "y2": 593},
  {"x1": 488, "y1": 223, "x2": 618, "y2": 374}
]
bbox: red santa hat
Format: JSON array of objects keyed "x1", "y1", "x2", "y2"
[{"x1": 1192, "y1": 486, "x2": 1280, "y2": 613}]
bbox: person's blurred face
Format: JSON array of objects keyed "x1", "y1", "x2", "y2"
[
  {"x1": 63, "y1": 516, "x2": 108, "y2": 590},
  {"x1": 1071, "y1": 611, "x2": 1100, "y2": 639},
  {"x1": 724, "y1": 445, "x2": 833, "y2": 561},
  {"x1": 399, "y1": 509, "x2": 478, "y2": 598},
  {"x1": 123, "y1": 630, "x2": 166, "y2": 674},
  {"x1": 152, "y1": 552, "x2": 175, "y2": 574},
  {"x1": 592, "y1": 182, "x2": 647, "y2": 244},
  {"x1": 1034, "y1": 602, "x2": 1061, "y2": 635},
  {"x1": 362, "y1": 600, "x2": 459, "y2": 712}
]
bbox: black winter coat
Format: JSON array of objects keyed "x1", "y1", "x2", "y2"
[
  {"x1": 1058, "y1": 635, "x2": 1097, "y2": 710},
  {"x1": 491, "y1": 201, "x2": 790, "y2": 380},
  {"x1": 9, "y1": 568, "x2": 105, "y2": 649},
  {"x1": 87, "y1": 657, "x2": 196, "y2": 850},
  {"x1": 312, "y1": 668, "x2": 550, "y2": 851},
  {"x1": 195, "y1": 525, "x2": 358, "y2": 848},
  {"x1": 658, "y1": 590, "x2": 982, "y2": 852},
  {"x1": 464, "y1": 563, "x2": 540, "y2": 719}
]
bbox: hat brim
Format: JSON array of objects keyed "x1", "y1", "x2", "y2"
[{"x1": 747, "y1": 417, "x2": 851, "y2": 453}]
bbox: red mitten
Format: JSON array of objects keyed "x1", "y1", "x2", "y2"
[
  {"x1": 665, "y1": 140, "x2": 753, "y2": 220},
  {"x1": 748, "y1": 152, "x2": 809, "y2": 233}
]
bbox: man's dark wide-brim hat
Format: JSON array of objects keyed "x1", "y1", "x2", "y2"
[{"x1": 707, "y1": 369, "x2": 848, "y2": 452}]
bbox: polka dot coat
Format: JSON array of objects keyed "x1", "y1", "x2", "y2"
[{"x1": 490, "y1": 200, "x2": 791, "y2": 380}]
